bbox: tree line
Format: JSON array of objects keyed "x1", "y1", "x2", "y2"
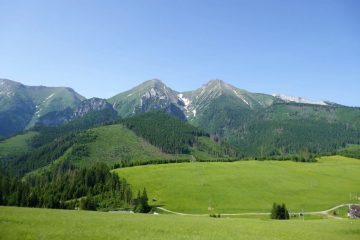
[{"x1": 0, "y1": 161, "x2": 150, "y2": 213}]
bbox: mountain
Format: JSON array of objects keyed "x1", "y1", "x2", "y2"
[
  {"x1": 37, "y1": 98, "x2": 117, "y2": 126},
  {"x1": 109, "y1": 79, "x2": 360, "y2": 157},
  {"x1": 181, "y1": 79, "x2": 274, "y2": 120},
  {"x1": 0, "y1": 79, "x2": 85, "y2": 138},
  {"x1": 108, "y1": 79, "x2": 186, "y2": 120},
  {"x1": 2, "y1": 77, "x2": 360, "y2": 160}
]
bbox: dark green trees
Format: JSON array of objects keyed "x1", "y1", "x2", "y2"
[
  {"x1": 133, "y1": 188, "x2": 151, "y2": 213},
  {"x1": 271, "y1": 203, "x2": 290, "y2": 220},
  {"x1": 122, "y1": 111, "x2": 206, "y2": 154},
  {"x1": 0, "y1": 162, "x2": 133, "y2": 211},
  {"x1": 80, "y1": 196, "x2": 97, "y2": 211}
]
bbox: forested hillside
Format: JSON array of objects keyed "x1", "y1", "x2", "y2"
[
  {"x1": 122, "y1": 111, "x2": 206, "y2": 154},
  {"x1": 0, "y1": 109, "x2": 119, "y2": 176},
  {"x1": 0, "y1": 162, "x2": 135, "y2": 211},
  {"x1": 0, "y1": 111, "x2": 235, "y2": 177},
  {"x1": 121, "y1": 111, "x2": 237, "y2": 158},
  {"x1": 192, "y1": 100, "x2": 360, "y2": 158}
]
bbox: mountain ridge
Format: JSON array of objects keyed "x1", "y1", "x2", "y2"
[{"x1": 1, "y1": 77, "x2": 360, "y2": 159}]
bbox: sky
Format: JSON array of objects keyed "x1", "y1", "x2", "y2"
[{"x1": 0, "y1": 0, "x2": 359, "y2": 106}]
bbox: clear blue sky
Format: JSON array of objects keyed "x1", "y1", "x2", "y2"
[{"x1": 0, "y1": 0, "x2": 359, "y2": 106}]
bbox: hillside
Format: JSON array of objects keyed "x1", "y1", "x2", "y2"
[
  {"x1": 0, "y1": 131, "x2": 37, "y2": 161},
  {"x1": 228, "y1": 103, "x2": 360, "y2": 156},
  {"x1": 0, "y1": 109, "x2": 119, "y2": 175},
  {"x1": 115, "y1": 156, "x2": 360, "y2": 214},
  {"x1": 66, "y1": 124, "x2": 183, "y2": 167},
  {"x1": 121, "y1": 111, "x2": 236, "y2": 158},
  {"x1": 1, "y1": 111, "x2": 232, "y2": 176},
  {"x1": 61, "y1": 112, "x2": 237, "y2": 168}
]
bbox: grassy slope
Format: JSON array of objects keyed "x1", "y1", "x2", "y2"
[
  {"x1": 72, "y1": 124, "x2": 188, "y2": 167},
  {"x1": 191, "y1": 136, "x2": 229, "y2": 160},
  {"x1": 0, "y1": 131, "x2": 37, "y2": 158},
  {"x1": 115, "y1": 156, "x2": 360, "y2": 213},
  {"x1": 1, "y1": 207, "x2": 359, "y2": 240}
]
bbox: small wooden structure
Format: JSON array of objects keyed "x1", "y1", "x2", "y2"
[{"x1": 349, "y1": 205, "x2": 360, "y2": 219}]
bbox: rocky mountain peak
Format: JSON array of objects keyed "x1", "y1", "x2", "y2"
[
  {"x1": 0, "y1": 79, "x2": 25, "y2": 97},
  {"x1": 139, "y1": 79, "x2": 166, "y2": 89},
  {"x1": 200, "y1": 79, "x2": 242, "y2": 95}
]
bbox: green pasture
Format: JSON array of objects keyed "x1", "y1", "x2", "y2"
[{"x1": 115, "y1": 156, "x2": 360, "y2": 213}]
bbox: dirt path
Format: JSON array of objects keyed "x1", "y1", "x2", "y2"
[{"x1": 156, "y1": 203, "x2": 360, "y2": 219}]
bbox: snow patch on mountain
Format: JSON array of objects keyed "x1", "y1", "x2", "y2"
[
  {"x1": 273, "y1": 94, "x2": 328, "y2": 106},
  {"x1": 233, "y1": 90, "x2": 249, "y2": 106},
  {"x1": 46, "y1": 93, "x2": 55, "y2": 100},
  {"x1": 192, "y1": 109, "x2": 197, "y2": 117},
  {"x1": 178, "y1": 94, "x2": 191, "y2": 109}
]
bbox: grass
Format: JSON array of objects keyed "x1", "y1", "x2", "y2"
[
  {"x1": 0, "y1": 131, "x2": 37, "y2": 158},
  {"x1": 1, "y1": 206, "x2": 359, "y2": 240},
  {"x1": 115, "y1": 156, "x2": 360, "y2": 214}
]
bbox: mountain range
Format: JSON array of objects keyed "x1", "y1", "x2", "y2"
[{"x1": 1, "y1": 78, "x2": 360, "y2": 159}]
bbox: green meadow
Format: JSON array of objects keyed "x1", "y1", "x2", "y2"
[
  {"x1": 115, "y1": 156, "x2": 360, "y2": 214},
  {"x1": 1, "y1": 206, "x2": 359, "y2": 240}
]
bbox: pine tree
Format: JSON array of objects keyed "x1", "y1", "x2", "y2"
[
  {"x1": 270, "y1": 202, "x2": 290, "y2": 220},
  {"x1": 141, "y1": 188, "x2": 151, "y2": 213}
]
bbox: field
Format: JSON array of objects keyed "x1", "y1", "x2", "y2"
[
  {"x1": 1, "y1": 206, "x2": 359, "y2": 240},
  {"x1": 115, "y1": 156, "x2": 360, "y2": 214}
]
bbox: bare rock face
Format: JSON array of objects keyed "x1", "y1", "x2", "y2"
[
  {"x1": 37, "y1": 98, "x2": 116, "y2": 126},
  {"x1": 73, "y1": 98, "x2": 113, "y2": 118}
]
